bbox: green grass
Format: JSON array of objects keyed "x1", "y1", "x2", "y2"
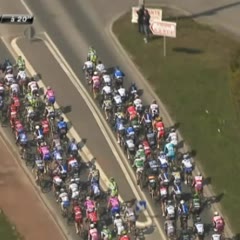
[
  {"x1": 0, "y1": 211, "x2": 23, "y2": 240},
  {"x1": 113, "y1": 10, "x2": 240, "y2": 232}
]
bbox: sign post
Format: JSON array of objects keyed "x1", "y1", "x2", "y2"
[{"x1": 149, "y1": 20, "x2": 177, "y2": 57}]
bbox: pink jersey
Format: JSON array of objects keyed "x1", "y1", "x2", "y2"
[
  {"x1": 108, "y1": 197, "x2": 119, "y2": 207},
  {"x1": 85, "y1": 200, "x2": 95, "y2": 210},
  {"x1": 89, "y1": 228, "x2": 99, "y2": 240},
  {"x1": 46, "y1": 89, "x2": 55, "y2": 98},
  {"x1": 41, "y1": 146, "x2": 49, "y2": 155}
]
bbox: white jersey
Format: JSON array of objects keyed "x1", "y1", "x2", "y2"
[
  {"x1": 84, "y1": 61, "x2": 94, "y2": 69},
  {"x1": 150, "y1": 103, "x2": 159, "y2": 115},
  {"x1": 69, "y1": 183, "x2": 78, "y2": 192},
  {"x1": 28, "y1": 81, "x2": 38, "y2": 92},
  {"x1": 126, "y1": 139, "x2": 135, "y2": 149},
  {"x1": 59, "y1": 192, "x2": 69, "y2": 202},
  {"x1": 53, "y1": 138, "x2": 62, "y2": 150},
  {"x1": 195, "y1": 223, "x2": 204, "y2": 234},
  {"x1": 158, "y1": 155, "x2": 168, "y2": 165},
  {"x1": 102, "y1": 74, "x2": 111, "y2": 85},
  {"x1": 166, "y1": 223, "x2": 174, "y2": 235},
  {"x1": 212, "y1": 234, "x2": 221, "y2": 240},
  {"x1": 68, "y1": 159, "x2": 78, "y2": 168},
  {"x1": 54, "y1": 151, "x2": 62, "y2": 161},
  {"x1": 134, "y1": 98, "x2": 142, "y2": 106},
  {"x1": 53, "y1": 176, "x2": 62, "y2": 185},
  {"x1": 182, "y1": 159, "x2": 192, "y2": 168},
  {"x1": 166, "y1": 205, "x2": 175, "y2": 215},
  {"x1": 96, "y1": 63, "x2": 105, "y2": 73},
  {"x1": 118, "y1": 88, "x2": 126, "y2": 97},
  {"x1": 17, "y1": 70, "x2": 27, "y2": 80},
  {"x1": 102, "y1": 85, "x2": 112, "y2": 95},
  {"x1": 5, "y1": 73, "x2": 14, "y2": 83},
  {"x1": 92, "y1": 184, "x2": 101, "y2": 195},
  {"x1": 10, "y1": 83, "x2": 19, "y2": 93},
  {"x1": 0, "y1": 84, "x2": 4, "y2": 93},
  {"x1": 168, "y1": 132, "x2": 178, "y2": 146},
  {"x1": 114, "y1": 218, "x2": 124, "y2": 235},
  {"x1": 114, "y1": 95, "x2": 122, "y2": 105}
]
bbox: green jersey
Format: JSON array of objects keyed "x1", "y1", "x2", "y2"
[
  {"x1": 134, "y1": 157, "x2": 144, "y2": 168},
  {"x1": 135, "y1": 149, "x2": 146, "y2": 161},
  {"x1": 101, "y1": 229, "x2": 112, "y2": 240},
  {"x1": 193, "y1": 198, "x2": 200, "y2": 208}
]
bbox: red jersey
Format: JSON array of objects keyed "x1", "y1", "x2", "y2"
[
  {"x1": 73, "y1": 206, "x2": 82, "y2": 222},
  {"x1": 15, "y1": 120, "x2": 23, "y2": 133},
  {"x1": 142, "y1": 140, "x2": 151, "y2": 156},
  {"x1": 41, "y1": 120, "x2": 50, "y2": 134},
  {"x1": 155, "y1": 121, "x2": 165, "y2": 138},
  {"x1": 120, "y1": 235, "x2": 130, "y2": 240},
  {"x1": 12, "y1": 96, "x2": 20, "y2": 108},
  {"x1": 88, "y1": 211, "x2": 98, "y2": 223},
  {"x1": 127, "y1": 106, "x2": 136, "y2": 115}
]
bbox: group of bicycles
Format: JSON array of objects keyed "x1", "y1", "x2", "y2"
[
  {"x1": 0, "y1": 56, "x2": 143, "y2": 240},
  {"x1": 82, "y1": 48, "x2": 227, "y2": 240}
]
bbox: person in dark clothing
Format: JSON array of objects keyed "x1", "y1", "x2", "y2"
[
  {"x1": 137, "y1": 5, "x2": 145, "y2": 33},
  {"x1": 142, "y1": 9, "x2": 151, "y2": 43}
]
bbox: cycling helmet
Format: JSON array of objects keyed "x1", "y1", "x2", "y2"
[
  {"x1": 90, "y1": 223, "x2": 95, "y2": 229},
  {"x1": 127, "y1": 202, "x2": 131, "y2": 207},
  {"x1": 128, "y1": 102, "x2": 133, "y2": 106},
  {"x1": 35, "y1": 125, "x2": 40, "y2": 130},
  {"x1": 47, "y1": 86, "x2": 51, "y2": 90},
  {"x1": 59, "y1": 117, "x2": 64, "y2": 121},
  {"x1": 98, "y1": 60, "x2": 102, "y2": 64},
  {"x1": 71, "y1": 138, "x2": 76, "y2": 143},
  {"x1": 183, "y1": 154, "x2": 189, "y2": 159},
  {"x1": 198, "y1": 172, "x2": 201, "y2": 176},
  {"x1": 144, "y1": 109, "x2": 149, "y2": 113},
  {"x1": 86, "y1": 196, "x2": 91, "y2": 201},
  {"x1": 134, "y1": 94, "x2": 139, "y2": 99},
  {"x1": 180, "y1": 200, "x2": 184, "y2": 204},
  {"x1": 138, "y1": 144, "x2": 143, "y2": 149},
  {"x1": 60, "y1": 188, "x2": 65, "y2": 193},
  {"x1": 87, "y1": 56, "x2": 90, "y2": 61},
  {"x1": 171, "y1": 128, "x2": 175, "y2": 132},
  {"x1": 121, "y1": 230, "x2": 127, "y2": 235},
  {"x1": 167, "y1": 200, "x2": 172, "y2": 205},
  {"x1": 93, "y1": 71, "x2": 98, "y2": 76},
  {"x1": 103, "y1": 224, "x2": 107, "y2": 229},
  {"x1": 115, "y1": 213, "x2": 120, "y2": 217},
  {"x1": 214, "y1": 211, "x2": 219, "y2": 216},
  {"x1": 110, "y1": 177, "x2": 115, "y2": 182},
  {"x1": 91, "y1": 165, "x2": 96, "y2": 170},
  {"x1": 73, "y1": 200, "x2": 78, "y2": 206},
  {"x1": 70, "y1": 179, "x2": 75, "y2": 183},
  {"x1": 152, "y1": 100, "x2": 157, "y2": 104}
]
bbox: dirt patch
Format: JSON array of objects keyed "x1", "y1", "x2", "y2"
[{"x1": 0, "y1": 136, "x2": 65, "y2": 240}]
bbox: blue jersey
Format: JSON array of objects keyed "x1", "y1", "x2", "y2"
[
  {"x1": 111, "y1": 206, "x2": 120, "y2": 216},
  {"x1": 57, "y1": 121, "x2": 67, "y2": 130},
  {"x1": 53, "y1": 149, "x2": 63, "y2": 161},
  {"x1": 114, "y1": 69, "x2": 124, "y2": 79},
  {"x1": 68, "y1": 142, "x2": 78, "y2": 152},
  {"x1": 179, "y1": 204, "x2": 189, "y2": 215},
  {"x1": 116, "y1": 119, "x2": 125, "y2": 131},
  {"x1": 18, "y1": 133, "x2": 28, "y2": 144},
  {"x1": 126, "y1": 126, "x2": 135, "y2": 135}
]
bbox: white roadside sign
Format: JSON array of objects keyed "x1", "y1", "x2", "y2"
[
  {"x1": 131, "y1": 7, "x2": 162, "y2": 24},
  {"x1": 150, "y1": 20, "x2": 177, "y2": 38}
]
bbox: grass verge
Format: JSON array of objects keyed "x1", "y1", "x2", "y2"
[
  {"x1": 113, "y1": 9, "x2": 240, "y2": 232},
  {"x1": 0, "y1": 210, "x2": 23, "y2": 239}
]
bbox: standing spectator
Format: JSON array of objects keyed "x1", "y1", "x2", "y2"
[
  {"x1": 137, "y1": 5, "x2": 145, "y2": 33},
  {"x1": 142, "y1": 9, "x2": 151, "y2": 43}
]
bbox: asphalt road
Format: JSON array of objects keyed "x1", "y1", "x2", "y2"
[{"x1": 0, "y1": 0, "x2": 237, "y2": 238}]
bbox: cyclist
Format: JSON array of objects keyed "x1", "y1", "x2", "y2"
[
  {"x1": 57, "y1": 117, "x2": 68, "y2": 139},
  {"x1": 192, "y1": 172, "x2": 203, "y2": 195},
  {"x1": 90, "y1": 180, "x2": 101, "y2": 200},
  {"x1": 153, "y1": 116, "x2": 165, "y2": 148},
  {"x1": 135, "y1": 144, "x2": 146, "y2": 160},
  {"x1": 101, "y1": 82, "x2": 112, "y2": 97},
  {"x1": 113, "y1": 66, "x2": 124, "y2": 88},
  {"x1": 15, "y1": 130, "x2": 28, "y2": 158},
  {"x1": 182, "y1": 153, "x2": 193, "y2": 185},
  {"x1": 158, "y1": 151, "x2": 169, "y2": 172},
  {"x1": 112, "y1": 90, "x2": 123, "y2": 109},
  {"x1": 193, "y1": 215, "x2": 204, "y2": 239},
  {"x1": 108, "y1": 177, "x2": 118, "y2": 196},
  {"x1": 132, "y1": 148, "x2": 145, "y2": 185},
  {"x1": 44, "y1": 102, "x2": 55, "y2": 119},
  {"x1": 107, "y1": 195, "x2": 120, "y2": 219},
  {"x1": 52, "y1": 147, "x2": 63, "y2": 163},
  {"x1": 72, "y1": 201, "x2": 83, "y2": 234},
  {"x1": 102, "y1": 95, "x2": 113, "y2": 120},
  {"x1": 3, "y1": 58, "x2": 13, "y2": 73},
  {"x1": 133, "y1": 94, "x2": 143, "y2": 114},
  {"x1": 140, "y1": 109, "x2": 152, "y2": 129},
  {"x1": 10, "y1": 81, "x2": 20, "y2": 97},
  {"x1": 33, "y1": 155, "x2": 45, "y2": 182},
  {"x1": 88, "y1": 46, "x2": 97, "y2": 65},
  {"x1": 34, "y1": 125, "x2": 44, "y2": 142},
  {"x1": 190, "y1": 193, "x2": 201, "y2": 215},
  {"x1": 164, "y1": 218, "x2": 176, "y2": 238},
  {"x1": 128, "y1": 82, "x2": 138, "y2": 98},
  {"x1": 126, "y1": 102, "x2": 138, "y2": 121},
  {"x1": 212, "y1": 212, "x2": 225, "y2": 233},
  {"x1": 119, "y1": 230, "x2": 130, "y2": 240},
  {"x1": 115, "y1": 114, "x2": 125, "y2": 144},
  {"x1": 114, "y1": 213, "x2": 125, "y2": 238},
  {"x1": 88, "y1": 165, "x2": 100, "y2": 184},
  {"x1": 52, "y1": 134, "x2": 63, "y2": 152},
  {"x1": 164, "y1": 139, "x2": 176, "y2": 163},
  {"x1": 149, "y1": 100, "x2": 159, "y2": 119},
  {"x1": 25, "y1": 103, "x2": 36, "y2": 125},
  {"x1": 96, "y1": 60, "x2": 105, "y2": 73},
  {"x1": 68, "y1": 138, "x2": 79, "y2": 156},
  {"x1": 52, "y1": 173, "x2": 63, "y2": 193},
  {"x1": 91, "y1": 71, "x2": 101, "y2": 98},
  {"x1": 44, "y1": 86, "x2": 56, "y2": 105},
  {"x1": 158, "y1": 182, "x2": 169, "y2": 216},
  {"x1": 167, "y1": 127, "x2": 178, "y2": 147},
  {"x1": 88, "y1": 223, "x2": 99, "y2": 240},
  {"x1": 83, "y1": 57, "x2": 95, "y2": 78},
  {"x1": 178, "y1": 200, "x2": 189, "y2": 228},
  {"x1": 67, "y1": 154, "x2": 79, "y2": 173},
  {"x1": 171, "y1": 166, "x2": 181, "y2": 185},
  {"x1": 68, "y1": 179, "x2": 80, "y2": 201},
  {"x1": 41, "y1": 117, "x2": 50, "y2": 138},
  {"x1": 118, "y1": 85, "x2": 127, "y2": 102},
  {"x1": 101, "y1": 224, "x2": 112, "y2": 240},
  {"x1": 171, "y1": 182, "x2": 182, "y2": 204},
  {"x1": 165, "y1": 200, "x2": 176, "y2": 220},
  {"x1": 16, "y1": 56, "x2": 25, "y2": 70},
  {"x1": 84, "y1": 196, "x2": 96, "y2": 216},
  {"x1": 57, "y1": 188, "x2": 70, "y2": 214},
  {"x1": 27, "y1": 78, "x2": 39, "y2": 96},
  {"x1": 124, "y1": 203, "x2": 136, "y2": 233},
  {"x1": 212, "y1": 232, "x2": 222, "y2": 240},
  {"x1": 102, "y1": 72, "x2": 112, "y2": 86}
]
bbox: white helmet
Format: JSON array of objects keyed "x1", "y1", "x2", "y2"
[
  {"x1": 214, "y1": 211, "x2": 219, "y2": 216},
  {"x1": 86, "y1": 196, "x2": 90, "y2": 201},
  {"x1": 180, "y1": 200, "x2": 184, "y2": 204},
  {"x1": 94, "y1": 71, "x2": 98, "y2": 76},
  {"x1": 70, "y1": 179, "x2": 75, "y2": 183},
  {"x1": 47, "y1": 86, "x2": 51, "y2": 90},
  {"x1": 90, "y1": 223, "x2": 95, "y2": 229},
  {"x1": 115, "y1": 213, "x2": 120, "y2": 217},
  {"x1": 138, "y1": 144, "x2": 143, "y2": 149},
  {"x1": 35, "y1": 125, "x2": 40, "y2": 130}
]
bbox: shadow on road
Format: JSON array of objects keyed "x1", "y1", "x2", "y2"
[{"x1": 173, "y1": 47, "x2": 204, "y2": 54}]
